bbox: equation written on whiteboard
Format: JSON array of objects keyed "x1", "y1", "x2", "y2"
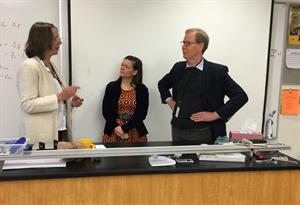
[
  {"x1": 0, "y1": 19, "x2": 26, "y2": 81},
  {"x1": 0, "y1": 41, "x2": 26, "y2": 81},
  {"x1": 0, "y1": 64, "x2": 11, "y2": 80},
  {"x1": 0, "y1": 41, "x2": 26, "y2": 58},
  {"x1": 0, "y1": 20, "x2": 21, "y2": 29},
  {"x1": 0, "y1": 74, "x2": 12, "y2": 80}
]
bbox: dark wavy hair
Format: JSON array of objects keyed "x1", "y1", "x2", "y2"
[
  {"x1": 25, "y1": 22, "x2": 55, "y2": 59},
  {"x1": 123, "y1": 55, "x2": 143, "y2": 86}
]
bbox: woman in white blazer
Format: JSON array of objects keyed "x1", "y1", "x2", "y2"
[{"x1": 17, "y1": 22, "x2": 83, "y2": 149}]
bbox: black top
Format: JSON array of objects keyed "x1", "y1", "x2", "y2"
[
  {"x1": 1, "y1": 141, "x2": 299, "y2": 181},
  {"x1": 102, "y1": 78, "x2": 149, "y2": 136},
  {"x1": 172, "y1": 68, "x2": 209, "y2": 129},
  {"x1": 158, "y1": 59, "x2": 248, "y2": 139}
]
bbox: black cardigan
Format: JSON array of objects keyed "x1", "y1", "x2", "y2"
[
  {"x1": 158, "y1": 59, "x2": 248, "y2": 139},
  {"x1": 102, "y1": 79, "x2": 149, "y2": 136}
]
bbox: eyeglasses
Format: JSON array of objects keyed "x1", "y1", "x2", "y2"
[
  {"x1": 180, "y1": 41, "x2": 198, "y2": 47},
  {"x1": 53, "y1": 36, "x2": 61, "y2": 42}
]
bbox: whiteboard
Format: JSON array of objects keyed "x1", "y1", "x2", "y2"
[
  {"x1": 70, "y1": 0, "x2": 272, "y2": 142},
  {"x1": 0, "y1": 0, "x2": 60, "y2": 138}
]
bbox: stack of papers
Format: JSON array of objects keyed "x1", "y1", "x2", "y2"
[
  {"x1": 198, "y1": 153, "x2": 246, "y2": 162},
  {"x1": 3, "y1": 158, "x2": 66, "y2": 170},
  {"x1": 148, "y1": 155, "x2": 176, "y2": 167},
  {"x1": 95, "y1": 144, "x2": 106, "y2": 149}
]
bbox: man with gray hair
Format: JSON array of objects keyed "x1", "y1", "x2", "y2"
[{"x1": 158, "y1": 28, "x2": 248, "y2": 144}]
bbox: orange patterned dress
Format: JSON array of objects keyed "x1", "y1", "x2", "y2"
[{"x1": 102, "y1": 88, "x2": 147, "y2": 143}]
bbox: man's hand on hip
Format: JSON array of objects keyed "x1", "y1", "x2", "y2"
[
  {"x1": 190, "y1": 111, "x2": 220, "y2": 122},
  {"x1": 166, "y1": 97, "x2": 176, "y2": 111}
]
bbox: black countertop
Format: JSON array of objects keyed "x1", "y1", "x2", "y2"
[{"x1": 1, "y1": 141, "x2": 300, "y2": 181}]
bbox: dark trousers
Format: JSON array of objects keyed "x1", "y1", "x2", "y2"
[
  {"x1": 172, "y1": 126, "x2": 212, "y2": 144},
  {"x1": 58, "y1": 130, "x2": 68, "y2": 142}
]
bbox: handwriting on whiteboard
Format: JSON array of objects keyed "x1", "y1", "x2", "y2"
[
  {"x1": 0, "y1": 20, "x2": 21, "y2": 29},
  {"x1": 0, "y1": 19, "x2": 26, "y2": 81}
]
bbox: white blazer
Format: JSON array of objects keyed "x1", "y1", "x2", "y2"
[{"x1": 17, "y1": 57, "x2": 72, "y2": 148}]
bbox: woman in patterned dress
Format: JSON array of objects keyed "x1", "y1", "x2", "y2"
[{"x1": 102, "y1": 56, "x2": 149, "y2": 143}]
